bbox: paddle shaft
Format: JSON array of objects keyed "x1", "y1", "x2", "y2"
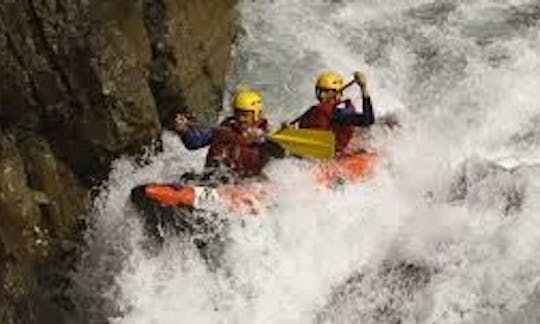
[{"x1": 341, "y1": 79, "x2": 356, "y2": 92}]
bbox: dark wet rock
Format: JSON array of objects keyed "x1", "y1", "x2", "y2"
[
  {"x1": 16, "y1": 130, "x2": 88, "y2": 237},
  {"x1": 0, "y1": 127, "x2": 89, "y2": 323},
  {"x1": 0, "y1": 0, "x2": 161, "y2": 183},
  {"x1": 0, "y1": 129, "x2": 45, "y2": 324},
  {"x1": 316, "y1": 260, "x2": 432, "y2": 324},
  {"x1": 0, "y1": 0, "x2": 237, "y2": 322},
  {"x1": 143, "y1": 0, "x2": 237, "y2": 124}
]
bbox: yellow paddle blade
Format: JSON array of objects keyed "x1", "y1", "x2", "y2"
[{"x1": 269, "y1": 128, "x2": 335, "y2": 160}]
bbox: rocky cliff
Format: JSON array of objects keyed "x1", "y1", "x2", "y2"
[{"x1": 0, "y1": 0, "x2": 237, "y2": 322}]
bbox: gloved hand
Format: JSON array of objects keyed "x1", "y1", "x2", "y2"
[
  {"x1": 353, "y1": 71, "x2": 367, "y2": 88},
  {"x1": 244, "y1": 126, "x2": 266, "y2": 143},
  {"x1": 174, "y1": 113, "x2": 190, "y2": 133}
]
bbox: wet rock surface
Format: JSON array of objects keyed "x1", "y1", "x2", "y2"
[{"x1": 0, "y1": 0, "x2": 237, "y2": 322}]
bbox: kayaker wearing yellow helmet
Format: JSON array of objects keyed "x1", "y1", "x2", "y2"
[
  {"x1": 173, "y1": 88, "x2": 284, "y2": 178},
  {"x1": 291, "y1": 70, "x2": 375, "y2": 154}
]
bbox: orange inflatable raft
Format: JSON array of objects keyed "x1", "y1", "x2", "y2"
[
  {"x1": 316, "y1": 151, "x2": 378, "y2": 187},
  {"x1": 142, "y1": 183, "x2": 263, "y2": 215},
  {"x1": 133, "y1": 151, "x2": 377, "y2": 216}
]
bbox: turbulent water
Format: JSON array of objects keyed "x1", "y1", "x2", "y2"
[{"x1": 74, "y1": 1, "x2": 540, "y2": 323}]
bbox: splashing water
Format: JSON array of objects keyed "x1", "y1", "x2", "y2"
[{"x1": 75, "y1": 1, "x2": 540, "y2": 323}]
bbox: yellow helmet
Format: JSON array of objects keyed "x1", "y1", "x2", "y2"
[
  {"x1": 231, "y1": 88, "x2": 263, "y2": 123},
  {"x1": 316, "y1": 71, "x2": 345, "y2": 91}
]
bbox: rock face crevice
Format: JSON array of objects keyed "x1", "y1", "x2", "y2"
[
  {"x1": 0, "y1": 0, "x2": 237, "y2": 322},
  {"x1": 143, "y1": 0, "x2": 237, "y2": 125}
]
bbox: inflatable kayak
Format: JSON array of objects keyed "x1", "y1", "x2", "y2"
[
  {"x1": 130, "y1": 178, "x2": 265, "y2": 244},
  {"x1": 317, "y1": 151, "x2": 377, "y2": 187},
  {"x1": 131, "y1": 150, "x2": 377, "y2": 215},
  {"x1": 130, "y1": 183, "x2": 230, "y2": 255},
  {"x1": 130, "y1": 150, "x2": 377, "y2": 255},
  {"x1": 132, "y1": 182, "x2": 264, "y2": 215},
  {"x1": 130, "y1": 117, "x2": 399, "y2": 250}
]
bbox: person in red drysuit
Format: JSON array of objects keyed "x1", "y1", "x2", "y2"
[
  {"x1": 173, "y1": 88, "x2": 284, "y2": 179},
  {"x1": 291, "y1": 71, "x2": 374, "y2": 155}
]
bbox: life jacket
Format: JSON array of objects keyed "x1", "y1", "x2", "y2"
[
  {"x1": 206, "y1": 117, "x2": 269, "y2": 178},
  {"x1": 298, "y1": 98, "x2": 356, "y2": 153}
]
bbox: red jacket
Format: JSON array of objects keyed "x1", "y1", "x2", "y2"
[
  {"x1": 298, "y1": 98, "x2": 356, "y2": 153},
  {"x1": 206, "y1": 118, "x2": 269, "y2": 177}
]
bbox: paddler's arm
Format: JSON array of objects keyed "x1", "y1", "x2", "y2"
[
  {"x1": 331, "y1": 96, "x2": 374, "y2": 127},
  {"x1": 331, "y1": 71, "x2": 375, "y2": 127},
  {"x1": 174, "y1": 113, "x2": 214, "y2": 150},
  {"x1": 180, "y1": 127, "x2": 214, "y2": 150},
  {"x1": 355, "y1": 72, "x2": 375, "y2": 126}
]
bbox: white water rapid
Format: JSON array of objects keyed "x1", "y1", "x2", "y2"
[{"x1": 74, "y1": 1, "x2": 540, "y2": 323}]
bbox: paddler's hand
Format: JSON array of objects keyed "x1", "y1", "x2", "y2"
[
  {"x1": 353, "y1": 71, "x2": 370, "y2": 97},
  {"x1": 174, "y1": 113, "x2": 190, "y2": 133},
  {"x1": 353, "y1": 71, "x2": 367, "y2": 87},
  {"x1": 244, "y1": 126, "x2": 266, "y2": 143}
]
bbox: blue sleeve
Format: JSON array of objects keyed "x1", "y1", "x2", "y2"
[
  {"x1": 332, "y1": 107, "x2": 357, "y2": 123},
  {"x1": 180, "y1": 126, "x2": 214, "y2": 150},
  {"x1": 331, "y1": 97, "x2": 374, "y2": 127}
]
